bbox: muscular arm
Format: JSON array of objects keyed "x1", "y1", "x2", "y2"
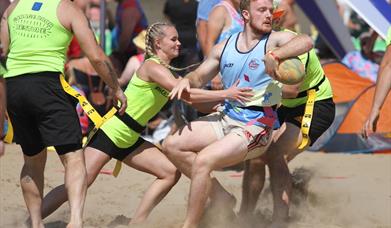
[
  {"x1": 267, "y1": 31, "x2": 313, "y2": 60},
  {"x1": 186, "y1": 85, "x2": 252, "y2": 104},
  {"x1": 59, "y1": 1, "x2": 120, "y2": 91},
  {"x1": 281, "y1": 83, "x2": 301, "y2": 98},
  {"x1": 184, "y1": 41, "x2": 225, "y2": 88},
  {"x1": 0, "y1": 3, "x2": 13, "y2": 57},
  {"x1": 264, "y1": 31, "x2": 312, "y2": 79},
  {"x1": 144, "y1": 59, "x2": 250, "y2": 104},
  {"x1": 362, "y1": 45, "x2": 391, "y2": 137},
  {"x1": 370, "y1": 45, "x2": 391, "y2": 113}
]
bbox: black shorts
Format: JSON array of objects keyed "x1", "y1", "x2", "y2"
[
  {"x1": 277, "y1": 98, "x2": 335, "y2": 145},
  {"x1": 87, "y1": 129, "x2": 145, "y2": 161},
  {"x1": 6, "y1": 72, "x2": 82, "y2": 156}
]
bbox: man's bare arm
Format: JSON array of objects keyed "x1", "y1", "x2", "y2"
[
  {"x1": 60, "y1": 1, "x2": 119, "y2": 91},
  {"x1": 0, "y1": 78, "x2": 5, "y2": 136},
  {"x1": 371, "y1": 45, "x2": 391, "y2": 113},
  {"x1": 58, "y1": 0, "x2": 126, "y2": 113},
  {"x1": 185, "y1": 41, "x2": 225, "y2": 88},
  {"x1": 268, "y1": 31, "x2": 313, "y2": 60},
  {"x1": 0, "y1": 6, "x2": 10, "y2": 56}
]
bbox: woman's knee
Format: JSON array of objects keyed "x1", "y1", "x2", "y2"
[{"x1": 160, "y1": 164, "x2": 181, "y2": 184}]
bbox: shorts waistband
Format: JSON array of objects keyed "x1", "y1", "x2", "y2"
[
  {"x1": 296, "y1": 75, "x2": 326, "y2": 98},
  {"x1": 239, "y1": 105, "x2": 277, "y2": 112},
  {"x1": 6, "y1": 71, "x2": 61, "y2": 80},
  {"x1": 114, "y1": 112, "x2": 145, "y2": 134}
]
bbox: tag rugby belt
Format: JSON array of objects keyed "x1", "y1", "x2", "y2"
[{"x1": 297, "y1": 75, "x2": 326, "y2": 149}]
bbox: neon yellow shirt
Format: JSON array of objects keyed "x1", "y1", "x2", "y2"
[
  {"x1": 5, "y1": 0, "x2": 72, "y2": 78},
  {"x1": 101, "y1": 58, "x2": 170, "y2": 148}
]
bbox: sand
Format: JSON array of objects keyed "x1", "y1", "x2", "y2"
[{"x1": 1, "y1": 144, "x2": 390, "y2": 228}]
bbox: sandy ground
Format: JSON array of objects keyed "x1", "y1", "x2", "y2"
[{"x1": 1, "y1": 144, "x2": 390, "y2": 228}]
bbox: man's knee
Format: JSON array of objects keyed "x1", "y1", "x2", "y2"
[
  {"x1": 248, "y1": 157, "x2": 266, "y2": 168},
  {"x1": 192, "y1": 155, "x2": 213, "y2": 176},
  {"x1": 162, "y1": 135, "x2": 181, "y2": 155},
  {"x1": 60, "y1": 149, "x2": 84, "y2": 168}
]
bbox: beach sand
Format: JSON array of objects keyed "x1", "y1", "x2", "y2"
[{"x1": 1, "y1": 144, "x2": 390, "y2": 228}]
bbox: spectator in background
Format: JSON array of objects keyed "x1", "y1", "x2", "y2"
[
  {"x1": 111, "y1": 0, "x2": 148, "y2": 72},
  {"x1": 342, "y1": 32, "x2": 380, "y2": 82},
  {"x1": 196, "y1": 0, "x2": 221, "y2": 57},
  {"x1": 164, "y1": 0, "x2": 202, "y2": 127},
  {"x1": 164, "y1": 0, "x2": 200, "y2": 75},
  {"x1": 274, "y1": 0, "x2": 297, "y2": 31},
  {"x1": 118, "y1": 30, "x2": 146, "y2": 88},
  {"x1": 362, "y1": 27, "x2": 391, "y2": 138},
  {"x1": 205, "y1": 0, "x2": 243, "y2": 55},
  {"x1": 347, "y1": 11, "x2": 370, "y2": 39},
  {"x1": 206, "y1": 0, "x2": 243, "y2": 90}
]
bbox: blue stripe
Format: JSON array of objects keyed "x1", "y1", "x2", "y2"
[
  {"x1": 296, "y1": 0, "x2": 347, "y2": 58},
  {"x1": 371, "y1": 0, "x2": 391, "y2": 24},
  {"x1": 370, "y1": 0, "x2": 391, "y2": 23}
]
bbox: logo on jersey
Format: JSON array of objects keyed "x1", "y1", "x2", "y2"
[
  {"x1": 248, "y1": 58, "x2": 260, "y2": 70},
  {"x1": 224, "y1": 63, "x2": 234, "y2": 68},
  {"x1": 263, "y1": 92, "x2": 273, "y2": 104},
  {"x1": 32, "y1": 2, "x2": 43, "y2": 11},
  {"x1": 155, "y1": 86, "x2": 169, "y2": 97},
  {"x1": 244, "y1": 74, "x2": 250, "y2": 82}
]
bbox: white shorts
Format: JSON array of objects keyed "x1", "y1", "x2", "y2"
[{"x1": 198, "y1": 111, "x2": 273, "y2": 160}]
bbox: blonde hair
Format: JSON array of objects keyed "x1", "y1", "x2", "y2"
[{"x1": 144, "y1": 22, "x2": 199, "y2": 72}]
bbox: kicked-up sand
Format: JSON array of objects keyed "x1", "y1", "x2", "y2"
[{"x1": 1, "y1": 144, "x2": 390, "y2": 228}]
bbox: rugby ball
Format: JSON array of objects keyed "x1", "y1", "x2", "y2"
[{"x1": 276, "y1": 57, "x2": 305, "y2": 85}]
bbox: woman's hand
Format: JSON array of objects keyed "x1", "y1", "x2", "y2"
[
  {"x1": 225, "y1": 80, "x2": 253, "y2": 104},
  {"x1": 169, "y1": 78, "x2": 190, "y2": 100}
]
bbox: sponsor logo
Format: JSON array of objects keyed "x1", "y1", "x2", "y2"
[
  {"x1": 12, "y1": 14, "x2": 53, "y2": 38},
  {"x1": 224, "y1": 63, "x2": 234, "y2": 68},
  {"x1": 155, "y1": 86, "x2": 169, "y2": 97},
  {"x1": 248, "y1": 58, "x2": 260, "y2": 70},
  {"x1": 263, "y1": 92, "x2": 272, "y2": 103},
  {"x1": 244, "y1": 74, "x2": 250, "y2": 82}
]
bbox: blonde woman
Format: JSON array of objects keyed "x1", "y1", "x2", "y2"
[{"x1": 39, "y1": 22, "x2": 253, "y2": 225}]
